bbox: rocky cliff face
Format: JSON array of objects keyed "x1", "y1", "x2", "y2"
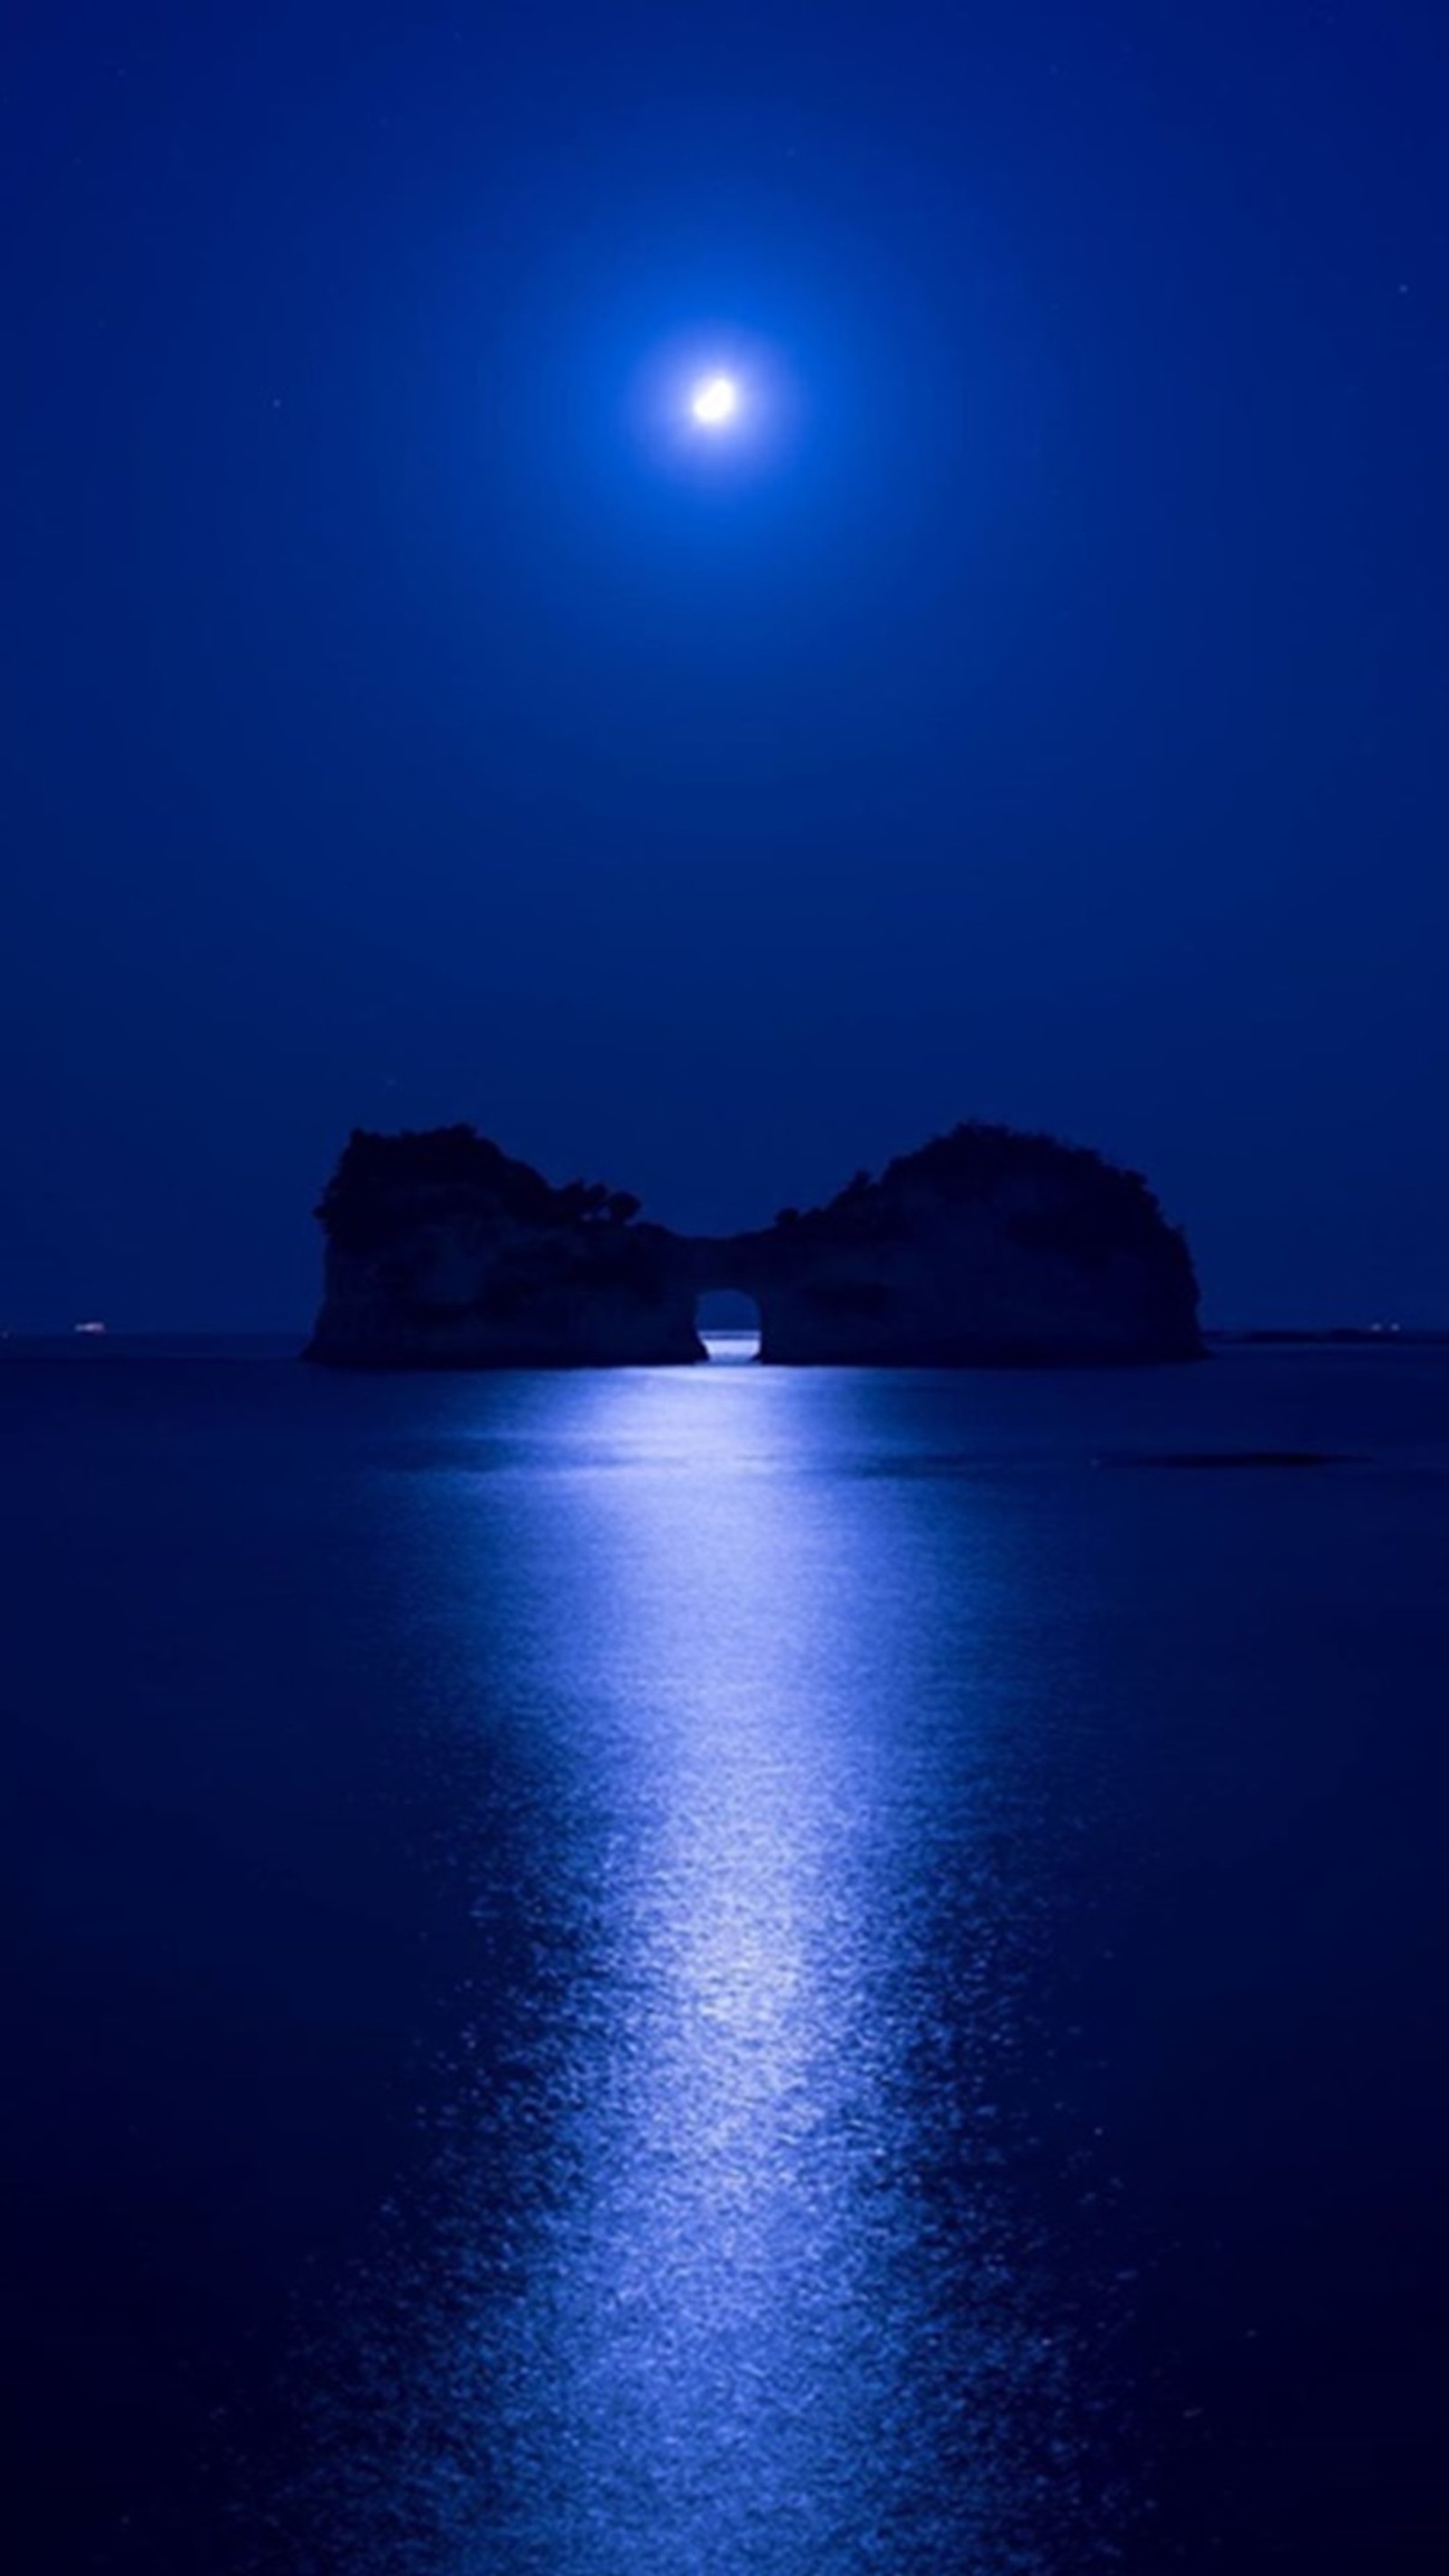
[
  {"x1": 305, "y1": 1127, "x2": 702, "y2": 1368},
  {"x1": 306, "y1": 1120, "x2": 1203, "y2": 1369}
]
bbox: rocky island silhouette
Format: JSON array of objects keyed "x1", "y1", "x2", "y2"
[{"x1": 306, "y1": 1120, "x2": 1202, "y2": 1368}]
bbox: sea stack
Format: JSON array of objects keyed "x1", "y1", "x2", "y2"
[{"x1": 305, "y1": 1120, "x2": 1202, "y2": 1369}]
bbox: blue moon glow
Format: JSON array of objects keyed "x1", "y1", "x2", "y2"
[{"x1": 690, "y1": 373, "x2": 741, "y2": 427}]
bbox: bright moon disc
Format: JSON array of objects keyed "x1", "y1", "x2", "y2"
[{"x1": 691, "y1": 374, "x2": 740, "y2": 427}]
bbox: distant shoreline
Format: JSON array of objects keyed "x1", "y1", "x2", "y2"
[
  {"x1": 1206, "y1": 1327, "x2": 1449, "y2": 1347},
  {"x1": 3, "y1": 1327, "x2": 1448, "y2": 1357}
]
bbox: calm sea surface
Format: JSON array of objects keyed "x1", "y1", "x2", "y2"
[{"x1": 4, "y1": 1344, "x2": 1448, "y2": 2573}]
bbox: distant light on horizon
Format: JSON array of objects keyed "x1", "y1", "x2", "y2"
[{"x1": 690, "y1": 373, "x2": 740, "y2": 427}]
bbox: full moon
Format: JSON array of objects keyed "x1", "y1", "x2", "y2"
[{"x1": 690, "y1": 373, "x2": 740, "y2": 427}]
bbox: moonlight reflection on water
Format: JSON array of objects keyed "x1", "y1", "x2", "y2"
[
  {"x1": 11, "y1": 1350, "x2": 1449, "y2": 2568},
  {"x1": 305, "y1": 1366, "x2": 1120, "y2": 2573}
]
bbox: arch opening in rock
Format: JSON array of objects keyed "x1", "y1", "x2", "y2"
[{"x1": 695, "y1": 1289, "x2": 762, "y2": 1364}]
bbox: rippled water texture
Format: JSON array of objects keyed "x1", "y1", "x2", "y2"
[{"x1": 5, "y1": 1349, "x2": 1449, "y2": 2573}]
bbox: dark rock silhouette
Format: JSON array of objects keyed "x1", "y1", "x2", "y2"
[{"x1": 306, "y1": 1120, "x2": 1203, "y2": 1367}]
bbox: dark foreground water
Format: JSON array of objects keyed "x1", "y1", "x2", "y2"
[{"x1": 4, "y1": 1345, "x2": 1448, "y2": 2573}]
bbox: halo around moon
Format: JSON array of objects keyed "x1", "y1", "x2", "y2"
[{"x1": 690, "y1": 373, "x2": 740, "y2": 427}]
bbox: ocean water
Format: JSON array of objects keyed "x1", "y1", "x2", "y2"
[{"x1": 4, "y1": 1343, "x2": 1448, "y2": 2573}]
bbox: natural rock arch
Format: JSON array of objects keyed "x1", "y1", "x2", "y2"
[{"x1": 306, "y1": 1120, "x2": 1203, "y2": 1369}]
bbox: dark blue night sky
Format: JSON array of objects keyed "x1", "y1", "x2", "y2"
[{"x1": 5, "y1": 1, "x2": 1447, "y2": 1328}]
